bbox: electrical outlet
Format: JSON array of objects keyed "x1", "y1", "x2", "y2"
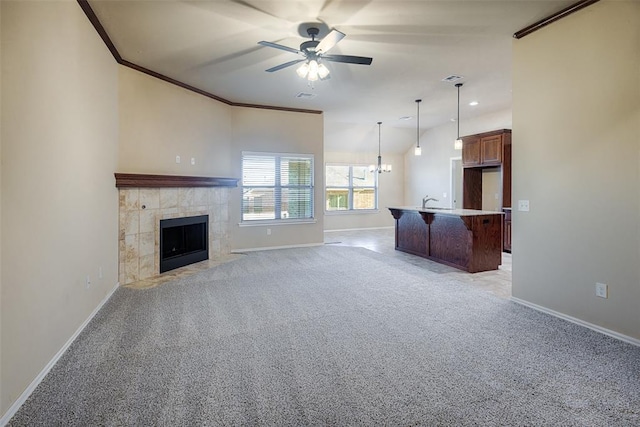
[
  {"x1": 595, "y1": 282, "x2": 608, "y2": 299},
  {"x1": 267, "y1": 228, "x2": 272, "y2": 236},
  {"x1": 443, "y1": 192, "x2": 447, "y2": 198},
  {"x1": 518, "y1": 200, "x2": 530, "y2": 212},
  {"x1": 191, "y1": 157, "x2": 196, "y2": 165}
]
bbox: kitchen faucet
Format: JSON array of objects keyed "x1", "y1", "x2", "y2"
[{"x1": 422, "y1": 195, "x2": 439, "y2": 209}]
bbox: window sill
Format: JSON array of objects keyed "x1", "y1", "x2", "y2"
[
  {"x1": 238, "y1": 219, "x2": 317, "y2": 227},
  {"x1": 324, "y1": 209, "x2": 379, "y2": 216}
]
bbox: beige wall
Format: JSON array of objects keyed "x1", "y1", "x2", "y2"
[
  {"x1": 118, "y1": 66, "x2": 325, "y2": 252},
  {"x1": 1, "y1": 0, "x2": 119, "y2": 414},
  {"x1": 512, "y1": 0, "x2": 640, "y2": 339},
  {"x1": 324, "y1": 151, "x2": 403, "y2": 230},
  {"x1": 404, "y1": 109, "x2": 511, "y2": 207},
  {"x1": 230, "y1": 108, "x2": 324, "y2": 250},
  {"x1": 481, "y1": 168, "x2": 501, "y2": 211},
  {"x1": 0, "y1": 0, "x2": 3, "y2": 409},
  {"x1": 118, "y1": 66, "x2": 233, "y2": 177}
]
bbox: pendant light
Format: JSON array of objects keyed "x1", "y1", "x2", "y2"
[
  {"x1": 369, "y1": 122, "x2": 392, "y2": 174},
  {"x1": 454, "y1": 83, "x2": 463, "y2": 150},
  {"x1": 414, "y1": 99, "x2": 422, "y2": 156}
]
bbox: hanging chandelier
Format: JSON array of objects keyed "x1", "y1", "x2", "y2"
[
  {"x1": 454, "y1": 83, "x2": 463, "y2": 150},
  {"x1": 415, "y1": 99, "x2": 422, "y2": 156},
  {"x1": 369, "y1": 122, "x2": 392, "y2": 173}
]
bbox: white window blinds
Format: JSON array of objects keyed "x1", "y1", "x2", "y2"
[
  {"x1": 242, "y1": 152, "x2": 314, "y2": 222},
  {"x1": 325, "y1": 164, "x2": 378, "y2": 211}
]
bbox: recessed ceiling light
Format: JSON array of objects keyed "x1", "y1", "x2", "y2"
[
  {"x1": 399, "y1": 116, "x2": 412, "y2": 121},
  {"x1": 469, "y1": 101, "x2": 479, "y2": 106}
]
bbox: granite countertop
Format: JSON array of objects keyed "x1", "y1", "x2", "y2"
[{"x1": 388, "y1": 206, "x2": 505, "y2": 217}]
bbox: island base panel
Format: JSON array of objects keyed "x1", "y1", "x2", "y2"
[{"x1": 396, "y1": 211, "x2": 428, "y2": 256}]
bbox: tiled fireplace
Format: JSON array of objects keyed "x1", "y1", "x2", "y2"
[{"x1": 115, "y1": 174, "x2": 238, "y2": 285}]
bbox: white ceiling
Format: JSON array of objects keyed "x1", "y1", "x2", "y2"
[{"x1": 88, "y1": 0, "x2": 574, "y2": 153}]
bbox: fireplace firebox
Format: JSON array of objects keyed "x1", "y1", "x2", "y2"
[{"x1": 160, "y1": 215, "x2": 209, "y2": 273}]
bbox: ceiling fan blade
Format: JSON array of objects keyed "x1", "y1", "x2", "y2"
[
  {"x1": 258, "y1": 41, "x2": 303, "y2": 56},
  {"x1": 316, "y1": 29, "x2": 345, "y2": 54},
  {"x1": 322, "y1": 54, "x2": 373, "y2": 65},
  {"x1": 265, "y1": 59, "x2": 306, "y2": 72}
]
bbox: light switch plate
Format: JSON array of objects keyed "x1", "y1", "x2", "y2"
[
  {"x1": 596, "y1": 282, "x2": 608, "y2": 299},
  {"x1": 518, "y1": 200, "x2": 530, "y2": 211}
]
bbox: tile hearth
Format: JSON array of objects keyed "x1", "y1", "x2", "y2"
[
  {"x1": 118, "y1": 187, "x2": 230, "y2": 285},
  {"x1": 122, "y1": 254, "x2": 243, "y2": 290}
]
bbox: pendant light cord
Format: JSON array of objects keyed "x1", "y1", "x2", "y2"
[
  {"x1": 456, "y1": 83, "x2": 463, "y2": 139},
  {"x1": 377, "y1": 121, "x2": 382, "y2": 172},
  {"x1": 416, "y1": 99, "x2": 421, "y2": 148},
  {"x1": 378, "y1": 121, "x2": 382, "y2": 156}
]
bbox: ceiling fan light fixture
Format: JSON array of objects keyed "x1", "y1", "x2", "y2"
[
  {"x1": 307, "y1": 60, "x2": 319, "y2": 81},
  {"x1": 296, "y1": 62, "x2": 309, "y2": 78},
  {"x1": 259, "y1": 27, "x2": 372, "y2": 84},
  {"x1": 317, "y1": 63, "x2": 330, "y2": 80}
]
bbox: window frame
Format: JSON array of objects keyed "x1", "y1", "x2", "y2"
[
  {"x1": 241, "y1": 151, "x2": 315, "y2": 225},
  {"x1": 325, "y1": 163, "x2": 379, "y2": 213}
]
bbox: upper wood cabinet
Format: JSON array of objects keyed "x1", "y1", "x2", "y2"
[
  {"x1": 461, "y1": 129, "x2": 512, "y2": 210},
  {"x1": 462, "y1": 130, "x2": 511, "y2": 168},
  {"x1": 480, "y1": 134, "x2": 502, "y2": 165},
  {"x1": 462, "y1": 137, "x2": 481, "y2": 166}
]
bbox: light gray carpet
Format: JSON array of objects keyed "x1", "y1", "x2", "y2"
[{"x1": 9, "y1": 246, "x2": 640, "y2": 426}]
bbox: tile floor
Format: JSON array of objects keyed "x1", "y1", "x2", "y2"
[{"x1": 325, "y1": 227, "x2": 512, "y2": 299}]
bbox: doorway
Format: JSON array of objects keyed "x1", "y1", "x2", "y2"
[{"x1": 450, "y1": 157, "x2": 463, "y2": 209}]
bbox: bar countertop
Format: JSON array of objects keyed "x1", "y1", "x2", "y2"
[{"x1": 387, "y1": 206, "x2": 504, "y2": 217}]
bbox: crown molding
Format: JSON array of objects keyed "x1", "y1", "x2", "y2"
[
  {"x1": 513, "y1": 0, "x2": 600, "y2": 39},
  {"x1": 77, "y1": 0, "x2": 322, "y2": 115}
]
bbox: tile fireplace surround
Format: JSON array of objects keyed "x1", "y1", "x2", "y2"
[{"x1": 115, "y1": 174, "x2": 238, "y2": 285}]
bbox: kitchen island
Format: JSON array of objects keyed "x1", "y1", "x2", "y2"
[{"x1": 388, "y1": 206, "x2": 503, "y2": 273}]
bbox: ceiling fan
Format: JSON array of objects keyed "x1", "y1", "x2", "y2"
[{"x1": 258, "y1": 27, "x2": 373, "y2": 81}]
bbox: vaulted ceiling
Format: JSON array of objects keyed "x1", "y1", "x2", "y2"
[{"x1": 87, "y1": 0, "x2": 575, "y2": 152}]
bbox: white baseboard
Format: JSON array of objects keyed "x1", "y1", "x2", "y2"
[
  {"x1": 324, "y1": 226, "x2": 394, "y2": 233},
  {"x1": 0, "y1": 283, "x2": 120, "y2": 426},
  {"x1": 510, "y1": 297, "x2": 640, "y2": 347},
  {"x1": 231, "y1": 242, "x2": 324, "y2": 253}
]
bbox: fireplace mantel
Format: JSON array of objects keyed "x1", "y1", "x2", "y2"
[{"x1": 114, "y1": 173, "x2": 238, "y2": 188}]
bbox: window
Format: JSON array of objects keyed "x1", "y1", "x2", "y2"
[
  {"x1": 325, "y1": 164, "x2": 377, "y2": 211},
  {"x1": 242, "y1": 152, "x2": 314, "y2": 222}
]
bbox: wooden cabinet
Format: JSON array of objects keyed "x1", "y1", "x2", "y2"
[
  {"x1": 462, "y1": 136, "x2": 481, "y2": 167},
  {"x1": 462, "y1": 130, "x2": 508, "y2": 167},
  {"x1": 503, "y1": 208, "x2": 512, "y2": 253},
  {"x1": 461, "y1": 129, "x2": 512, "y2": 211},
  {"x1": 480, "y1": 134, "x2": 502, "y2": 165}
]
